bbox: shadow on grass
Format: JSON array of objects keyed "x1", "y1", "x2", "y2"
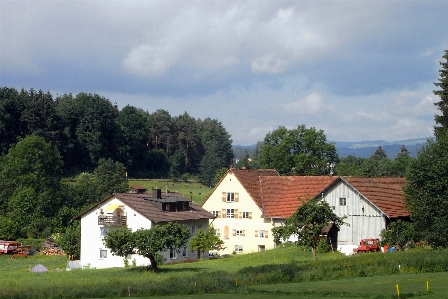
[{"x1": 124, "y1": 265, "x2": 207, "y2": 274}]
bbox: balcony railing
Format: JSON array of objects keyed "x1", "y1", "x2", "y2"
[{"x1": 98, "y1": 215, "x2": 127, "y2": 226}]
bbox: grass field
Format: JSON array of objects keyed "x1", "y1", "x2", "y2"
[
  {"x1": 1, "y1": 245, "x2": 448, "y2": 299},
  {"x1": 128, "y1": 179, "x2": 212, "y2": 205}
]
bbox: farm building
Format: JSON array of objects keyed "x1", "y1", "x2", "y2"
[
  {"x1": 75, "y1": 187, "x2": 214, "y2": 269},
  {"x1": 203, "y1": 168, "x2": 409, "y2": 254},
  {"x1": 202, "y1": 168, "x2": 337, "y2": 255},
  {"x1": 316, "y1": 176, "x2": 409, "y2": 246}
]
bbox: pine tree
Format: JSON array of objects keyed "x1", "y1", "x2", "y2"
[{"x1": 434, "y1": 50, "x2": 448, "y2": 137}]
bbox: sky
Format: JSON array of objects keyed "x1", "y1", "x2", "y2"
[{"x1": 1, "y1": 1, "x2": 448, "y2": 146}]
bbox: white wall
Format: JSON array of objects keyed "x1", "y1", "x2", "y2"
[
  {"x1": 321, "y1": 181, "x2": 387, "y2": 246},
  {"x1": 203, "y1": 172, "x2": 276, "y2": 255}
]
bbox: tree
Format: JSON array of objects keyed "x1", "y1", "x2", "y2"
[
  {"x1": 189, "y1": 226, "x2": 225, "y2": 258},
  {"x1": 259, "y1": 125, "x2": 338, "y2": 175},
  {"x1": 0, "y1": 134, "x2": 63, "y2": 238},
  {"x1": 102, "y1": 227, "x2": 135, "y2": 259},
  {"x1": 434, "y1": 50, "x2": 448, "y2": 137},
  {"x1": 133, "y1": 223, "x2": 190, "y2": 272},
  {"x1": 58, "y1": 221, "x2": 81, "y2": 260},
  {"x1": 197, "y1": 118, "x2": 233, "y2": 187},
  {"x1": 104, "y1": 222, "x2": 190, "y2": 272},
  {"x1": 272, "y1": 199, "x2": 345, "y2": 261},
  {"x1": 404, "y1": 133, "x2": 448, "y2": 248},
  {"x1": 391, "y1": 145, "x2": 412, "y2": 176},
  {"x1": 116, "y1": 105, "x2": 151, "y2": 173},
  {"x1": 94, "y1": 158, "x2": 129, "y2": 198},
  {"x1": 379, "y1": 220, "x2": 414, "y2": 251}
]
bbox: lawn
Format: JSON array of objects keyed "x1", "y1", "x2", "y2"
[
  {"x1": 129, "y1": 179, "x2": 212, "y2": 205},
  {"x1": 1, "y1": 246, "x2": 447, "y2": 299}
]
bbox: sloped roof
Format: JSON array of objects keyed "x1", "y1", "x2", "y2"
[
  {"x1": 260, "y1": 176, "x2": 338, "y2": 218},
  {"x1": 75, "y1": 192, "x2": 214, "y2": 223},
  {"x1": 341, "y1": 177, "x2": 408, "y2": 218},
  {"x1": 230, "y1": 168, "x2": 280, "y2": 207}
]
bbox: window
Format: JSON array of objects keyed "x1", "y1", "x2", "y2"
[
  {"x1": 100, "y1": 249, "x2": 107, "y2": 258},
  {"x1": 170, "y1": 248, "x2": 177, "y2": 260},
  {"x1": 191, "y1": 225, "x2": 196, "y2": 234},
  {"x1": 234, "y1": 245, "x2": 243, "y2": 253},
  {"x1": 212, "y1": 211, "x2": 219, "y2": 217},
  {"x1": 226, "y1": 209, "x2": 235, "y2": 218},
  {"x1": 242, "y1": 212, "x2": 250, "y2": 219},
  {"x1": 259, "y1": 230, "x2": 265, "y2": 238},
  {"x1": 100, "y1": 227, "x2": 109, "y2": 237},
  {"x1": 226, "y1": 192, "x2": 235, "y2": 202},
  {"x1": 215, "y1": 229, "x2": 221, "y2": 237},
  {"x1": 339, "y1": 197, "x2": 347, "y2": 206},
  {"x1": 236, "y1": 230, "x2": 243, "y2": 236},
  {"x1": 182, "y1": 247, "x2": 188, "y2": 258}
]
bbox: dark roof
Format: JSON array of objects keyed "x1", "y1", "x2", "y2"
[
  {"x1": 74, "y1": 192, "x2": 214, "y2": 223},
  {"x1": 260, "y1": 176, "x2": 338, "y2": 218},
  {"x1": 318, "y1": 176, "x2": 409, "y2": 218}
]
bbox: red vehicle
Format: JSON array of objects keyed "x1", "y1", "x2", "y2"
[
  {"x1": 0, "y1": 240, "x2": 19, "y2": 254},
  {"x1": 353, "y1": 238, "x2": 380, "y2": 253}
]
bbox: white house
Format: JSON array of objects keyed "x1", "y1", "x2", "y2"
[
  {"x1": 75, "y1": 188, "x2": 214, "y2": 269},
  {"x1": 316, "y1": 176, "x2": 409, "y2": 246},
  {"x1": 202, "y1": 168, "x2": 337, "y2": 255}
]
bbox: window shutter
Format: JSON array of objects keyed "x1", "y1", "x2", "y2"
[
  {"x1": 218, "y1": 211, "x2": 222, "y2": 218},
  {"x1": 238, "y1": 212, "x2": 242, "y2": 219},
  {"x1": 249, "y1": 212, "x2": 252, "y2": 219},
  {"x1": 265, "y1": 231, "x2": 269, "y2": 238},
  {"x1": 222, "y1": 209, "x2": 226, "y2": 218},
  {"x1": 255, "y1": 230, "x2": 258, "y2": 237},
  {"x1": 242, "y1": 230, "x2": 245, "y2": 237},
  {"x1": 234, "y1": 209, "x2": 238, "y2": 215},
  {"x1": 232, "y1": 229, "x2": 236, "y2": 236},
  {"x1": 235, "y1": 192, "x2": 239, "y2": 202},
  {"x1": 222, "y1": 192, "x2": 226, "y2": 202}
]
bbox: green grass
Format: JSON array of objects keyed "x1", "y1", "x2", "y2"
[
  {"x1": 1, "y1": 246, "x2": 448, "y2": 299},
  {"x1": 129, "y1": 179, "x2": 212, "y2": 205}
]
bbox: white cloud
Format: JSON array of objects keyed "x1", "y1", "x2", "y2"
[
  {"x1": 282, "y1": 92, "x2": 326, "y2": 115},
  {"x1": 122, "y1": 44, "x2": 180, "y2": 76}
]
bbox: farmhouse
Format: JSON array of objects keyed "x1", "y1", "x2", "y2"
[
  {"x1": 75, "y1": 187, "x2": 214, "y2": 269},
  {"x1": 202, "y1": 168, "x2": 337, "y2": 255},
  {"x1": 316, "y1": 176, "x2": 409, "y2": 246},
  {"x1": 203, "y1": 168, "x2": 410, "y2": 254}
]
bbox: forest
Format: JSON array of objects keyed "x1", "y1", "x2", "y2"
[{"x1": 0, "y1": 87, "x2": 233, "y2": 186}]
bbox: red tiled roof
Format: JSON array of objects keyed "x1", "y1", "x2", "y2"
[
  {"x1": 260, "y1": 176, "x2": 338, "y2": 218},
  {"x1": 230, "y1": 168, "x2": 280, "y2": 207},
  {"x1": 340, "y1": 177, "x2": 408, "y2": 218}
]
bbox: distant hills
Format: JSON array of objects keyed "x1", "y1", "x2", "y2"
[{"x1": 233, "y1": 138, "x2": 429, "y2": 159}]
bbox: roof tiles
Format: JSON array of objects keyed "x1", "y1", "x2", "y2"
[{"x1": 341, "y1": 177, "x2": 408, "y2": 218}]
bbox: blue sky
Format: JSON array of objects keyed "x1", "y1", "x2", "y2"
[{"x1": 1, "y1": 1, "x2": 447, "y2": 145}]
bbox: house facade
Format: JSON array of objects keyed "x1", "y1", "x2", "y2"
[
  {"x1": 202, "y1": 168, "x2": 337, "y2": 255},
  {"x1": 76, "y1": 188, "x2": 214, "y2": 269},
  {"x1": 316, "y1": 176, "x2": 409, "y2": 246}
]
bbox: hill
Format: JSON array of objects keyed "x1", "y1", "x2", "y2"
[{"x1": 233, "y1": 138, "x2": 429, "y2": 159}]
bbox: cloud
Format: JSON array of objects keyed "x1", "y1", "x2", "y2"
[
  {"x1": 282, "y1": 92, "x2": 326, "y2": 115},
  {"x1": 122, "y1": 44, "x2": 180, "y2": 76}
]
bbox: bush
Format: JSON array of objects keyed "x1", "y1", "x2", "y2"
[{"x1": 316, "y1": 239, "x2": 331, "y2": 253}]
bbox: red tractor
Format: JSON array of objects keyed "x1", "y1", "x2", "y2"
[{"x1": 353, "y1": 238, "x2": 380, "y2": 253}]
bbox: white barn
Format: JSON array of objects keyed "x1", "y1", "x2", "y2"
[{"x1": 316, "y1": 176, "x2": 409, "y2": 246}]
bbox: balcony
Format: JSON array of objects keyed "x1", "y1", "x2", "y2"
[{"x1": 98, "y1": 215, "x2": 127, "y2": 226}]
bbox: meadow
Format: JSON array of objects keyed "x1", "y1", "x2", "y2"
[
  {"x1": 128, "y1": 179, "x2": 212, "y2": 205},
  {"x1": 1, "y1": 244, "x2": 448, "y2": 299}
]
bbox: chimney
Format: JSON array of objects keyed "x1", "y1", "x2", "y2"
[{"x1": 152, "y1": 188, "x2": 162, "y2": 199}]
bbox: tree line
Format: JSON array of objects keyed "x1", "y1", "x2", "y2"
[{"x1": 0, "y1": 87, "x2": 233, "y2": 186}]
